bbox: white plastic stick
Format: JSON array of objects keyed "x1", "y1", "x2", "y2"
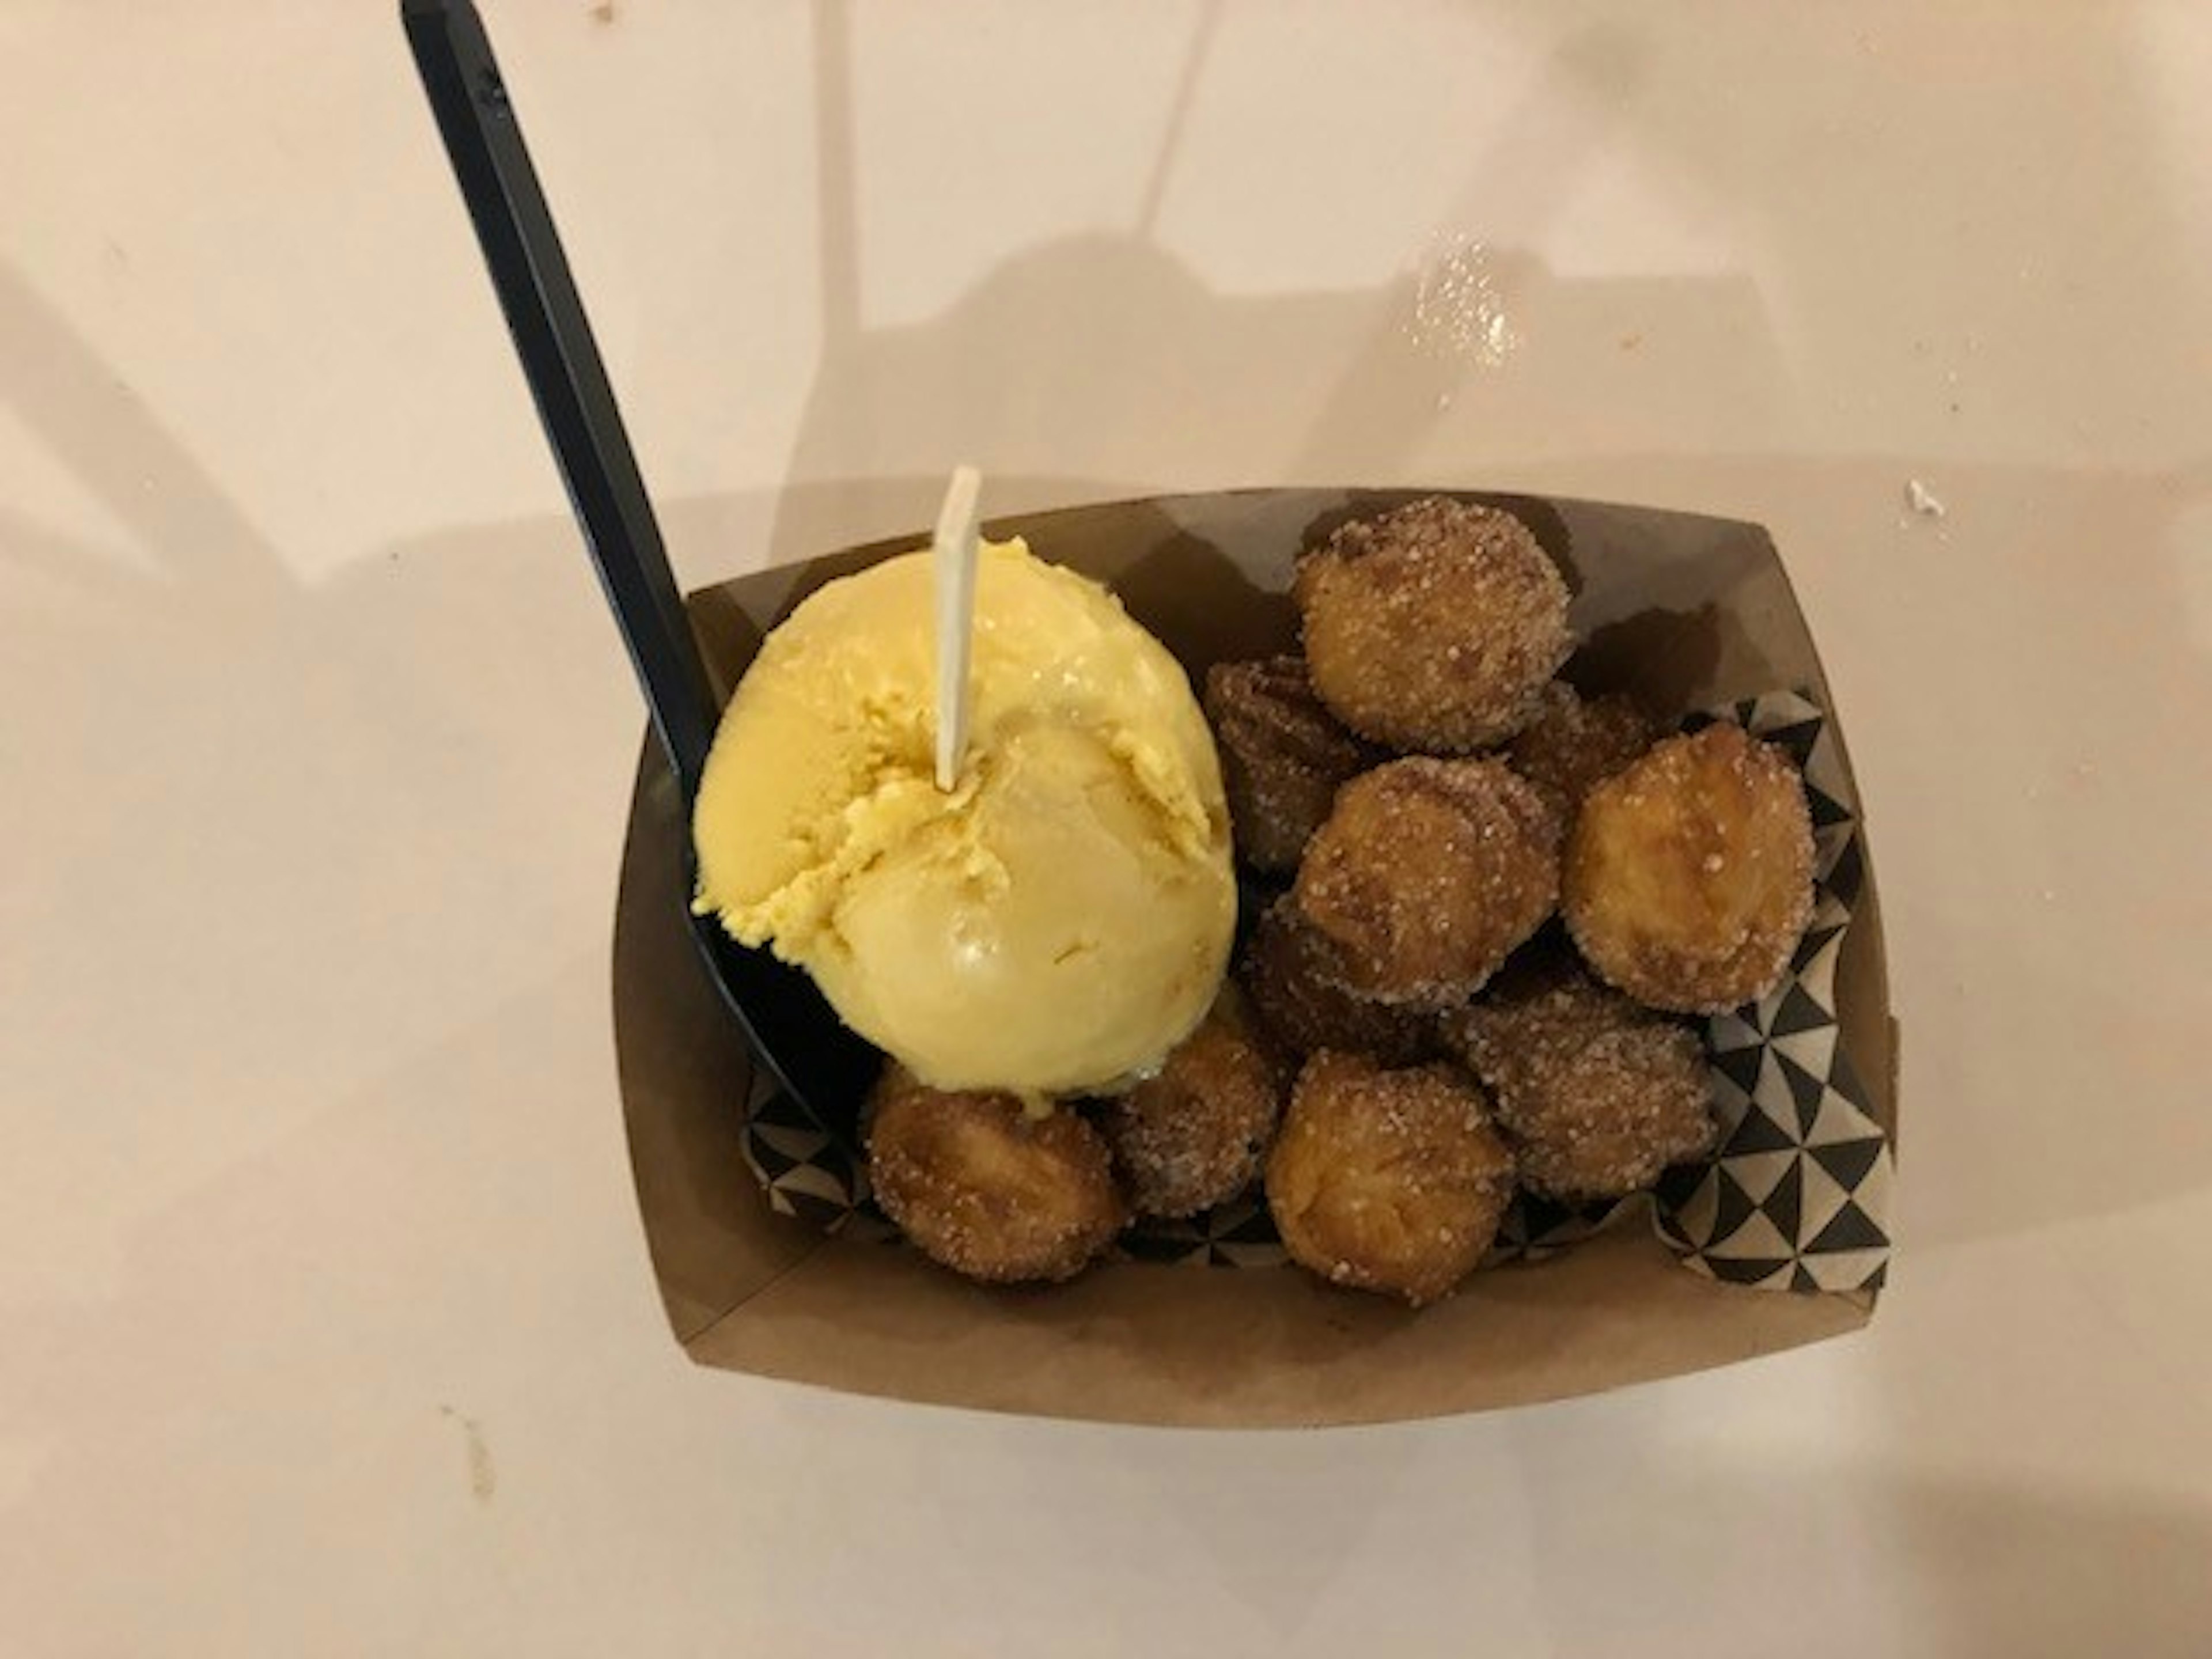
[{"x1": 932, "y1": 465, "x2": 983, "y2": 791}]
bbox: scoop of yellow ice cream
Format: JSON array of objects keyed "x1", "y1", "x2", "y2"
[{"x1": 691, "y1": 537, "x2": 1236, "y2": 1094}]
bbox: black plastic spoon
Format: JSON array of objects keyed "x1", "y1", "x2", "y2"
[{"x1": 403, "y1": 0, "x2": 878, "y2": 1147}]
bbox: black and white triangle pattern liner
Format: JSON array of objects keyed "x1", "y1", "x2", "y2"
[
  {"x1": 1120, "y1": 1195, "x2": 1289, "y2": 1268},
  {"x1": 737, "y1": 1069, "x2": 892, "y2": 1241},
  {"x1": 1485, "y1": 1188, "x2": 1634, "y2": 1264},
  {"x1": 735, "y1": 688, "x2": 1892, "y2": 1297},
  {"x1": 1656, "y1": 690, "x2": 1893, "y2": 1293}
]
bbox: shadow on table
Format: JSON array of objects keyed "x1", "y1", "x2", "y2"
[
  {"x1": 1502, "y1": 1443, "x2": 2212, "y2": 1656},
  {"x1": 3, "y1": 2, "x2": 2210, "y2": 1639}
]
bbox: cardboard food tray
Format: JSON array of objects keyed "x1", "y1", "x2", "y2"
[{"x1": 612, "y1": 488, "x2": 1896, "y2": 1428}]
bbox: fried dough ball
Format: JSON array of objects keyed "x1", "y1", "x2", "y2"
[
  {"x1": 1265, "y1": 1051, "x2": 1517, "y2": 1306},
  {"x1": 1238, "y1": 894, "x2": 1437, "y2": 1066},
  {"x1": 1563, "y1": 722, "x2": 1815, "y2": 1014},
  {"x1": 1294, "y1": 757, "x2": 1560, "y2": 1005},
  {"x1": 1203, "y1": 656, "x2": 1376, "y2": 873},
  {"x1": 1440, "y1": 956, "x2": 1715, "y2": 1200},
  {"x1": 1293, "y1": 497, "x2": 1571, "y2": 751},
  {"x1": 1097, "y1": 989, "x2": 1285, "y2": 1219},
  {"x1": 1505, "y1": 680, "x2": 1658, "y2": 817},
  {"x1": 865, "y1": 1067, "x2": 1126, "y2": 1284}
]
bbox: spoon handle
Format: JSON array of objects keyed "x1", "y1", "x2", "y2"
[
  {"x1": 403, "y1": 0, "x2": 719, "y2": 798},
  {"x1": 932, "y1": 466, "x2": 982, "y2": 791}
]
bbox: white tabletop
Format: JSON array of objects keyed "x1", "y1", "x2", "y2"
[{"x1": 5, "y1": 3, "x2": 2209, "y2": 1653}]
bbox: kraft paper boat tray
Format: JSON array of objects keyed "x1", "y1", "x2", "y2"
[{"x1": 612, "y1": 488, "x2": 1896, "y2": 1428}]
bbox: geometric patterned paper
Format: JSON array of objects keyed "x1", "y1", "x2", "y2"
[
  {"x1": 736, "y1": 1070, "x2": 887, "y2": 1241},
  {"x1": 736, "y1": 687, "x2": 1894, "y2": 1298},
  {"x1": 1115, "y1": 1194, "x2": 1289, "y2": 1269},
  {"x1": 1653, "y1": 691, "x2": 1895, "y2": 1293}
]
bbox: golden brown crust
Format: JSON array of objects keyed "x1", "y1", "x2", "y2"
[
  {"x1": 1238, "y1": 894, "x2": 1438, "y2": 1066},
  {"x1": 1562, "y1": 723, "x2": 1815, "y2": 1014},
  {"x1": 865, "y1": 1068, "x2": 1126, "y2": 1283},
  {"x1": 1294, "y1": 498, "x2": 1571, "y2": 752},
  {"x1": 1504, "y1": 681, "x2": 1659, "y2": 819},
  {"x1": 1265, "y1": 1051, "x2": 1516, "y2": 1306},
  {"x1": 1097, "y1": 989, "x2": 1285, "y2": 1219},
  {"x1": 1440, "y1": 955, "x2": 1714, "y2": 1199},
  {"x1": 1203, "y1": 656, "x2": 1376, "y2": 874},
  {"x1": 1294, "y1": 757, "x2": 1561, "y2": 1005}
]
